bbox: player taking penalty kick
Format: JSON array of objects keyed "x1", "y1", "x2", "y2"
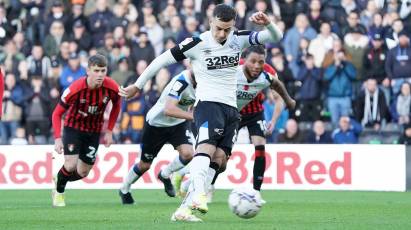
[
  {"x1": 173, "y1": 46, "x2": 294, "y2": 221},
  {"x1": 51, "y1": 54, "x2": 121, "y2": 207},
  {"x1": 119, "y1": 4, "x2": 292, "y2": 222}
]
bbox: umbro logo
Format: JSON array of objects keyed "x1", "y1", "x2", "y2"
[
  {"x1": 214, "y1": 128, "x2": 224, "y2": 136},
  {"x1": 203, "y1": 49, "x2": 212, "y2": 55},
  {"x1": 144, "y1": 153, "x2": 153, "y2": 160}
]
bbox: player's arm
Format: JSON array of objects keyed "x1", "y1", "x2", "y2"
[
  {"x1": 163, "y1": 76, "x2": 193, "y2": 120},
  {"x1": 266, "y1": 90, "x2": 284, "y2": 135},
  {"x1": 238, "y1": 12, "x2": 283, "y2": 48},
  {"x1": 104, "y1": 93, "x2": 121, "y2": 147},
  {"x1": 267, "y1": 73, "x2": 296, "y2": 110},
  {"x1": 119, "y1": 50, "x2": 178, "y2": 99},
  {"x1": 120, "y1": 37, "x2": 201, "y2": 99},
  {"x1": 52, "y1": 90, "x2": 70, "y2": 154},
  {"x1": 164, "y1": 97, "x2": 194, "y2": 121}
]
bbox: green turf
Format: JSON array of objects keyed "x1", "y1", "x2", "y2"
[{"x1": 1, "y1": 189, "x2": 411, "y2": 230}]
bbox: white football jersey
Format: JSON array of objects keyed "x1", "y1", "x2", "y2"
[
  {"x1": 170, "y1": 30, "x2": 262, "y2": 108},
  {"x1": 236, "y1": 65, "x2": 273, "y2": 111},
  {"x1": 146, "y1": 70, "x2": 195, "y2": 127}
]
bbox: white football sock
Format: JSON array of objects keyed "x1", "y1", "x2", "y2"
[
  {"x1": 120, "y1": 164, "x2": 141, "y2": 194},
  {"x1": 161, "y1": 156, "x2": 187, "y2": 178},
  {"x1": 177, "y1": 165, "x2": 190, "y2": 177},
  {"x1": 189, "y1": 154, "x2": 210, "y2": 195}
]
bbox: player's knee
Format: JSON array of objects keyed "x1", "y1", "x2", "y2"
[
  {"x1": 179, "y1": 149, "x2": 193, "y2": 161},
  {"x1": 77, "y1": 169, "x2": 90, "y2": 178},
  {"x1": 63, "y1": 163, "x2": 76, "y2": 173},
  {"x1": 138, "y1": 161, "x2": 152, "y2": 172}
]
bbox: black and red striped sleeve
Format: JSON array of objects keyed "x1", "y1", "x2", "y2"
[{"x1": 105, "y1": 78, "x2": 121, "y2": 131}]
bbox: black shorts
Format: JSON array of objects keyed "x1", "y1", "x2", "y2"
[
  {"x1": 63, "y1": 127, "x2": 101, "y2": 165},
  {"x1": 239, "y1": 112, "x2": 266, "y2": 138},
  {"x1": 140, "y1": 121, "x2": 192, "y2": 163},
  {"x1": 194, "y1": 101, "x2": 240, "y2": 155}
]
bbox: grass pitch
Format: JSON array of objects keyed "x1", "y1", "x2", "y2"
[{"x1": 1, "y1": 189, "x2": 411, "y2": 230}]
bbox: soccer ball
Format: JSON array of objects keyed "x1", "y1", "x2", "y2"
[{"x1": 228, "y1": 187, "x2": 262, "y2": 219}]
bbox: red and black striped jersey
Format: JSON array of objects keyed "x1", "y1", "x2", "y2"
[
  {"x1": 52, "y1": 76, "x2": 121, "y2": 137},
  {"x1": 240, "y1": 61, "x2": 276, "y2": 115}
]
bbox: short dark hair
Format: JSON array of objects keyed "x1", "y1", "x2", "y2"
[
  {"x1": 88, "y1": 54, "x2": 108, "y2": 68},
  {"x1": 244, "y1": 45, "x2": 266, "y2": 57},
  {"x1": 213, "y1": 4, "x2": 236, "y2": 22}
]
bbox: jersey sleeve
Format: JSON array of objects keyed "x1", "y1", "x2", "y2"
[
  {"x1": 235, "y1": 30, "x2": 258, "y2": 49},
  {"x1": 236, "y1": 23, "x2": 283, "y2": 49},
  {"x1": 167, "y1": 77, "x2": 189, "y2": 101},
  {"x1": 170, "y1": 37, "x2": 202, "y2": 62},
  {"x1": 59, "y1": 85, "x2": 76, "y2": 108}
]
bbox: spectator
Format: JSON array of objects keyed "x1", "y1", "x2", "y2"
[
  {"x1": 279, "y1": 0, "x2": 299, "y2": 29},
  {"x1": 22, "y1": 75, "x2": 52, "y2": 144},
  {"x1": 295, "y1": 54, "x2": 322, "y2": 122},
  {"x1": 13, "y1": 32, "x2": 33, "y2": 57},
  {"x1": 159, "y1": 0, "x2": 178, "y2": 27},
  {"x1": 398, "y1": 123, "x2": 411, "y2": 145},
  {"x1": 324, "y1": 49, "x2": 357, "y2": 125},
  {"x1": 45, "y1": 0, "x2": 70, "y2": 34},
  {"x1": 70, "y1": 20, "x2": 93, "y2": 52},
  {"x1": 385, "y1": 30, "x2": 411, "y2": 95},
  {"x1": 363, "y1": 32, "x2": 387, "y2": 83},
  {"x1": 332, "y1": 116, "x2": 362, "y2": 144},
  {"x1": 277, "y1": 118, "x2": 305, "y2": 143},
  {"x1": 176, "y1": 16, "x2": 199, "y2": 43},
  {"x1": 234, "y1": 0, "x2": 248, "y2": 30},
  {"x1": 43, "y1": 20, "x2": 69, "y2": 57},
  {"x1": 245, "y1": 0, "x2": 269, "y2": 31},
  {"x1": 307, "y1": 0, "x2": 326, "y2": 32},
  {"x1": 163, "y1": 15, "x2": 183, "y2": 42},
  {"x1": 354, "y1": 78, "x2": 389, "y2": 130},
  {"x1": 56, "y1": 41, "x2": 71, "y2": 67},
  {"x1": 144, "y1": 68, "x2": 171, "y2": 109},
  {"x1": 263, "y1": 90, "x2": 289, "y2": 143},
  {"x1": 130, "y1": 31, "x2": 155, "y2": 66},
  {"x1": 125, "y1": 59, "x2": 148, "y2": 86},
  {"x1": 111, "y1": 57, "x2": 134, "y2": 86},
  {"x1": 341, "y1": 11, "x2": 367, "y2": 37},
  {"x1": 120, "y1": 91, "x2": 147, "y2": 143},
  {"x1": 0, "y1": 39, "x2": 25, "y2": 77},
  {"x1": 89, "y1": 0, "x2": 114, "y2": 47},
  {"x1": 360, "y1": 0, "x2": 378, "y2": 29},
  {"x1": 390, "y1": 82, "x2": 411, "y2": 125},
  {"x1": 270, "y1": 49, "x2": 297, "y2": 98},
  {"x1": 96, "y1": 33, "x2": 115, "y2": 61},
  {"x1": 59, "y1": 52, "x2": 86, "y2": 90},
  {"x1": 0, "y1": 4, "x2": 16, "y2": 46},
  {"x1": 118, "y1": 0, "x2": 138, "y2": 23},
  {"x1": 9, "y1": 127, "x2": 28, "y2": 145},
  {"x1": 385, "y1": 19, "x2": 404, "y2": 49},
  {"x1": 308, "y1": 22, "x2": 339, "y2": 68},
  {"x1": 305, "y1": 120, "x2": 333, "y2": 144},
  {"x1": 68, "y1": 3, "x2": 90, "y2": 32},
  {"x1": 0, "y1": 73, "x2": 24, "y2": 144},
  {"x1": 344, "y1": 27, "x2": 369, "y2": 81},
  {"x1": 368, "y1": 13, "x2": 384, "y2": 39},
  {"x1": 283, "y1": 13, "x2": 317, "y2": 77},
  {"x1": 111, "y1": 3, "x2": 129, "y2": 30},
  {"x1": 26, "y1": 45, "x2": 52, "y2": 79},
  {"x1": 179, "y1": 0, "x2": 202, "y2": 23},
  {"x1": 143, "y1": 15, "x2": 164, "y2": 56}
]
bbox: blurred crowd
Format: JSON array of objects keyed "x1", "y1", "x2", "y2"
[{"x1": 1, "y1": 0, "x2": 411, "y2": 145}]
